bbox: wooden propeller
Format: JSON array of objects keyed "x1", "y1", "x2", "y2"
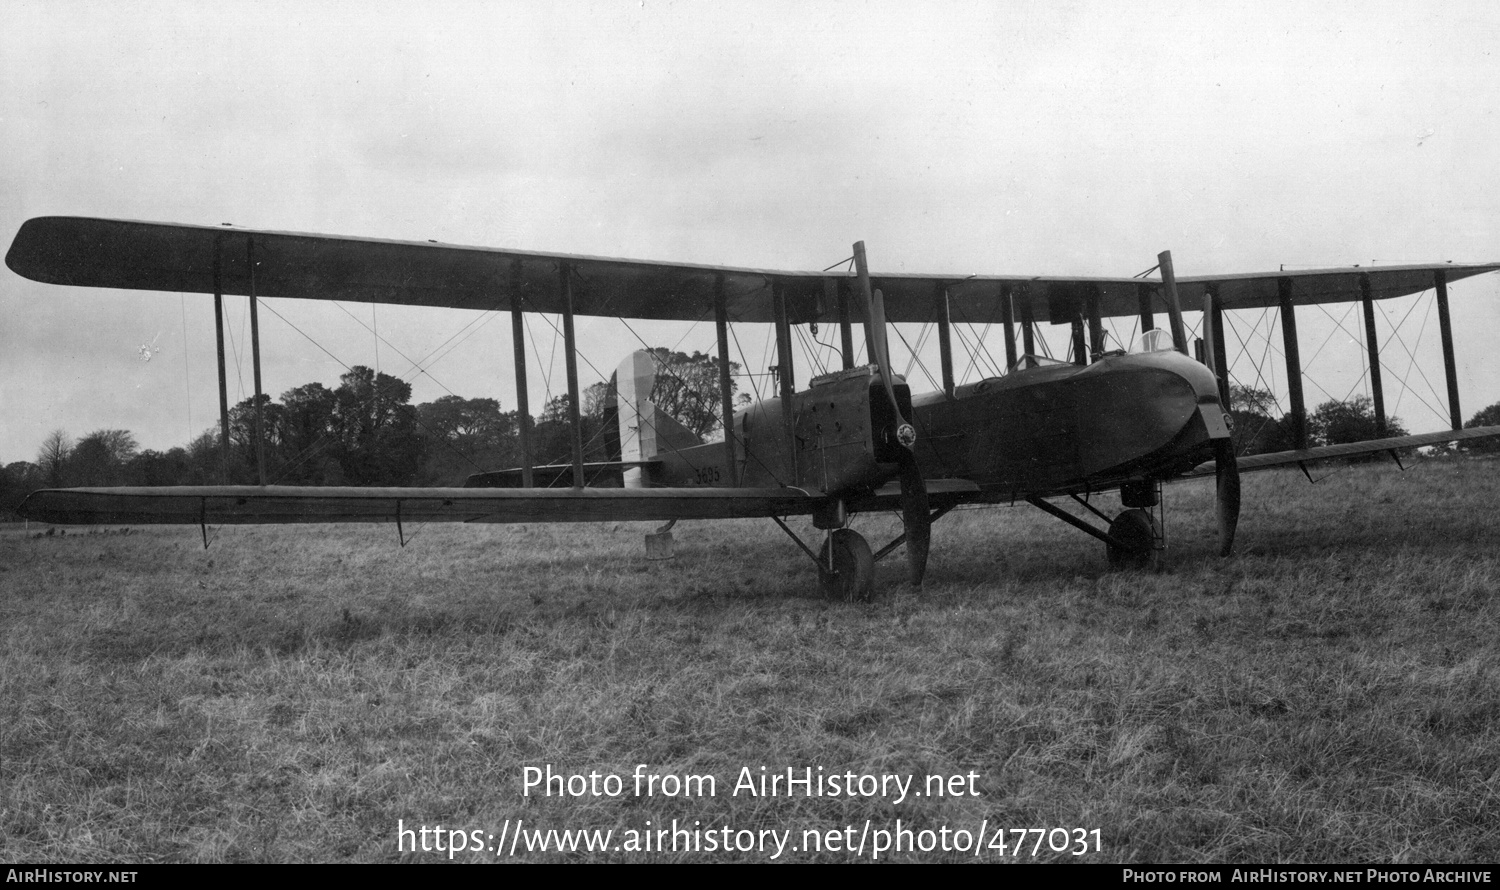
[{"x1": 853, "y1": 242, "x2": 929, "y2": 585}]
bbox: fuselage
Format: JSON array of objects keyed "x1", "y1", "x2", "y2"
[
  {"x1": 648, "y1": 348, "x2": 1229, "y2": 500},
  {"x1": 909, "y1": 349, "x2": 1228, "y2": 496}
]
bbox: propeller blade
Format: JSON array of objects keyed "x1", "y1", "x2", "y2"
[
  {"x1": 870, "y1": 289, "x2": 898, "y2": 406},
  {"x1": 853, "y1": 243, "x2": 916, "y2": 448},
  {"x1": 853, "y1": 241, "x2": 929, "y2": 585},
  {"x1": 1215, "y1": 438, "x2": 1241, "y2": 557},
  {"x1": 899, "y1": 450, "x2": 931, "y2": 586}
]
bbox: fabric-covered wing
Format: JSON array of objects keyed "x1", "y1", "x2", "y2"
[
  {"x1": 6, "y1": 216, "x2": 805, "y2": 323},
  {"x1": 17, "y1": 485, "x2": 822, "y2": 526},
  {"x1": 1185, "y1": 426, "x2": 1500, "y2": 477},
  {"x1": 1175, "y1": 264, "x2": 1500, "y2": 312},
  {"x1": 13, "y1": 217, "x2": 1495, "y2": 327},
  {"x1": 3, "y1": 217, "x2": 1152, "y2": 325}
]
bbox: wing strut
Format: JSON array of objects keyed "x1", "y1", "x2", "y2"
[
  {"x1": 509, "y1": 259, "x2": 535, "y2": 488},
  {"x1": 560, "y1": 262, "x2": 585, "y2": 489},
  {"x1": 1000, "y1": 282, "x2": 1018, "y2": 371},
  {"x1": 1359, "y1": 273, "x2": 1388, "y2": 436},
  {"x1": 1279, "y1": 277, "x2": 1309, "y2": 449},
  {"x1": 835, "y1": 278, "x2": 855, "y2": 369},
  {"x1": 1020, "y1": 290, "x2": 1036, "y2": 355},
  {"x1": 714, "y1": 275, "x2": 738, "y2": 485},
  {"x1": 248, "y1": 236, "x2": 267, "y2": 486},
  {"x1": 935, "y1": 283, "x2": 955, "y2": 398},
  {"x1": 212, "y1": 234, "x2": 233, "y2": 482},
  {"x1": 772, "y1": 280, "x2": 797, "y2": 479},
  {"x1": 1136, "y1": 281, "x2": 1155, "y2": 340},
  {"x1": 1435, "y1": 269, "x2": 1462, "y2": 430},
  {"x1": 1086, "y1": 283, "x2": 1105, "y2": 361}
]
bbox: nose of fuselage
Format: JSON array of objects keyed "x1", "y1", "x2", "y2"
[
  {"x1": 1150, "y1": 350, "x2": 1233, "y2": 446},
  {"x1": 1126, "y1": 348, "x2": 1224, "y2": 408},
  {"x1": 1075, "y1": 349, "x2": 1229, "y2": 478},
  {"x1": 1169, "y1": 351, "x2": 1227, "y2": 408}
]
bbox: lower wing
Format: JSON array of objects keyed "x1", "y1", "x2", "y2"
[
  {"x1": 1186, "y1": 425, "x2": 1500, "y2": 477},
  {"x1": 16, "y1": 479, "x2": 985, "y2": 526},
  {"x1": 17, "y1": 485, "x2": 822, "y2": 525}
]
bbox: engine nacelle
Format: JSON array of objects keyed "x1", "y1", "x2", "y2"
[{"x1": 791, "y1": 365, "x2": 912, "y2": 495}]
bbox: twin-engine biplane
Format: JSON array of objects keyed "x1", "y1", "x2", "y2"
[{"x1": 9, "y1": 217, "x2": 1500, "y2": 600}]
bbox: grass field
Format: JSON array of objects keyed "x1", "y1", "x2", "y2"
[{"x1": 2, "y1": 458, "x2": 1498, "y2": 862}]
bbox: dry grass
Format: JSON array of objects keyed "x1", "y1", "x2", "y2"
[{"x1": 2, "y1": 458, "x2": 1498, "y2": 862}]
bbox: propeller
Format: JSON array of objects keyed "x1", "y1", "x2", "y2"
[
  {"x1": 897, "y1": 442, "x2": 931, "y2": 584},
  {"x1": 853, "y1": 242, "x2": 930, "y2": 585},
  {"x1": 1214, "y1": 437, "x2": 1241, "y2": 557}
]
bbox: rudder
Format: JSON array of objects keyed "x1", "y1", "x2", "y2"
[{"x1": 615, "y1": 350, "x2": 704, "y2": 487}]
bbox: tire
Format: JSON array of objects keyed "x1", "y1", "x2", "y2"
[
  {"x1": 1106, "y1": 508, "x2": 1159, "y2": 571},
  {"x1": 818, "y1": 528, "x2": 875, "y2": 602}
]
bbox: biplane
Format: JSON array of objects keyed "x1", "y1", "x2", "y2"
[{"x1": 9, "y1": 217, "x2": 1500, "y2": 600}]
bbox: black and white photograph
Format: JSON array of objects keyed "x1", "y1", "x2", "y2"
[{"x1": 3, "y1": 0, "x2": 1499, "y2": 866}]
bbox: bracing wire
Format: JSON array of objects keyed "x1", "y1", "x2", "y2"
[
  {"x1": 1378, "y1": 292, "x2": 1448, "y2": 424},
  {"x1": 891, "y1": 323, "x2": 940, "y2": 391},
  {"x1": 252, "y1": 300, "x2": 493, "y2": 480},
  {"x1": 328, "y1": 301, "x2": 496, "y2": 399}
]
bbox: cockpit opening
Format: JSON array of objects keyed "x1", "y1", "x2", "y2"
[{"x1": 1130, "y1": 328, "x2": 1175, "y2": 354}]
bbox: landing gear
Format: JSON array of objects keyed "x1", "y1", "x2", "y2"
[
  {"x1": 1106, "y1": 508, "x2": 1160, "y2": 571},
  {"x1": 773, "y1": 504, "x2": 951, "y2": 601},
  {"x1": 818, "y1": 528, "x2": 875, "y2": 602},
  {"x1": 1027, "y1": 483, "x2": 1165, "y2": 571}
]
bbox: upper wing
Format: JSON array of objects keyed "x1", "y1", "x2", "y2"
[
  {"x1": 5, "y1": 216, "x2": 808, "y2": 323},
  {"x1": 1186, "y1": 425, "x2": 1500, "y2": 477},
  {"x1": 13, "y1": 216, "x2": 1493, "y2": 326},
  {"x1": 1174, "y1": 264, "x2": 1500, "y2": 312},
  {"x1": 16, "y1": 485, "x2": 824, "y2": 526}
]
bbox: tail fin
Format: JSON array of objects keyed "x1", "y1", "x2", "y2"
[{"x1": 616, "y1": 350, "x2": 704, "y2": 488}]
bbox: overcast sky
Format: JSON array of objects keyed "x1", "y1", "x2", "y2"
[{"x1": 4, "y1": 0, "x2": 1499, "y2": 465}]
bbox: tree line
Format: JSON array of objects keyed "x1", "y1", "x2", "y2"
[
  {"x1": 1, "y1": 348, "x2": 744, "y2": 516},
  {"x1": 1226, "y1": 385, "x2": 1500, "y2": 458}
]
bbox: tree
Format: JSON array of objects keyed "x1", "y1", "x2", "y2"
[
  {"x1": 420, "y1": 395, "x2": 512, "y2": 445},
  {"x1": 227, "y1": 394, "x2": 287, "y2": 482},
  {"x1": 644, "y1": 348, "x2": 740, "y2": 440},
  {"x1": 331, "y1": 366, "x2": 425, "y2": 485},
  {"x1": 0, "y1": 461, "x2": 41, "y2": 517},
  {"x1": 1307, "y1": 395, "x2": 1408, "y2": 455},
  {"x1": 126, "y1": 448, "x2": 190, "y2": 486},
  {"x1": 1226, "y1": 385, "x2": 1291, "y2": 455},
  {"x1": 1463, "y1": 401, "x2": 1500, "y2": 454},
  {"x1": 66, "y1": 429, "x2": 139, "y2": 486},
  {"x1": 415, "y1": 395, "x2": 516, "y2": 485},
  {"x1": 36, "y1": 430, "x2": 72, "y2": 487},
  {"x1": 1229, "y1": 384, "x2": 1278, "y2": 417},
  {"x1": 275, "y1": 382, "x2": 341, "y2": 484},
  {"x1": 532, "y1": 393, "x2": 612, "y2": 465},
  {"x1": 583, "y1": 381, "x2": 614, "y2": 420},
  {"x1": 184, "y1": 428, "x2": 227, "y2": 484}
]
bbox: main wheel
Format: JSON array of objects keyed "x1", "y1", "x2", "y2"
[
  {"x1": 818, "y1": 528, "x2": 875, "y2": 602},
  {"x1": 1106, "y1": 508, "x2": 1159, "y2": 570}
]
